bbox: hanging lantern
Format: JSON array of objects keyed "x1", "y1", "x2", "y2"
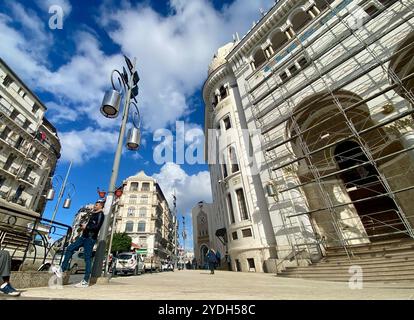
[
  {"x1": 63, "y1": 198, "x2": 71, "y2": 209},
  {"x1": 126, "y1": 127, "x2": 141, "y2": 151},
  {"x1": 100, "y1": 89, "x2": 121, "y2": 118},
  {"x1": 46, "y1": 188, "x2": 55, "y2": 201}
]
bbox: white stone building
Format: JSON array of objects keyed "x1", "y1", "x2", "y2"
[
  {"x1": 0, "y1": 58, "x2": 61, "y2": 217},
  {"x1": 113, "y1": 171, "x2": 177, "y2": 261},
  {"x1": 204, "y1": 0, "x2": 414, "y2": 273},
  {"x1": 192, "y1": 201, "x2": 227, "y2": 268}
]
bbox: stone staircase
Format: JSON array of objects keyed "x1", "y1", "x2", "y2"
[{"x1": 279, "y1": 239, "x2": 414, "y2": 282}]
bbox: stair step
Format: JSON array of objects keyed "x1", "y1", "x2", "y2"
[
  {"x1": 325, "y1": 245, "x2": 414, "y2": 258},
  {"x1": 280, "y1": 272, "x2": 414, "y2": 280},
  {"x1": 283, "y1": 267, "x2": 414, "y2": 275},
  {"x1": 285, "y1": 263, "x2": 414, "y2": 272},
  {"x1": 321, "y1": 253, "x2": 414, "y2": 264},
  {"x1": 279, "y1": 274, "x2": 414, "y2": 282},
  {"x1": 325, "y1": 239, "x2": 413, "y2": 253}
]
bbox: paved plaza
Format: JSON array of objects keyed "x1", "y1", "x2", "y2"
[{"x1": 4, "y1": 270, "x2": 414, "y2": 300}]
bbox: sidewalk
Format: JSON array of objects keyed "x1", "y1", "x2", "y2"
[{"x1": 7, "y1": 270, "x2": 414, "y2": 300}]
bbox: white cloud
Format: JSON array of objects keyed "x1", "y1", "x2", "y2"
[
  {"x1": 0, "y1": 0, "x2": 274, "y2": 165},
  {"x1": 45, "y1": 101, "x2": 79, "y2": 123},
  {"x1": 152, "y1": 162, "x2": 212, "y2": 217},
  {"x1": 99, "y1": 0, "x2": 274, "y2": 131},
  {"x1": 59, "y1": 127, "x2": 118, "y2": 164}
]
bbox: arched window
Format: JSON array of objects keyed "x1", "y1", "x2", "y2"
[
  {"x1": 270, "y1": 30, "x2": 288, "y2": 54},
  {"x1": 253, "y1": 48, "x2": 267, "y2": 69},
  {"x1": 127, "y1": 207, "x2": 135, "y2": 217},
  {"x1": 236, "y1": 188, "x2": 249, "y2": 220},
  {"x1": 139, "y1": 207, "x2": 147, "y2": 218},
  {"x1": 229, "y1": 146, "x2": 239, "y2": 173},
  {"x1": 138, "y1": 221, "x2": 146, "y2": 232},
  {"x1": 125, "y1": 221, "x2": 134, "y2": 232},
  {"x1": 219, "y1": 85, "x2": 228, "y2": 100},
  {"x1": 290, "y1": 9, "x2": 313, "y2": 33}
]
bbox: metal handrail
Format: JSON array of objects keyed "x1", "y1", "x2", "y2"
[{"x1": 0, "y1": 204, "x2": 72, "y2": 271}]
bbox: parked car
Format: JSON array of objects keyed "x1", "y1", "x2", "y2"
[
  {"x1": 114, "y1": 252, "x2": 145, "y2": 276},
  {"x1": 143, "y1": 255, "x2": 161, "y2": 272}
]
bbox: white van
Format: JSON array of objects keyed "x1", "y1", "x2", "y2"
[{"x1": 114, "y1": 252, "x2": 145, "y2": 276}]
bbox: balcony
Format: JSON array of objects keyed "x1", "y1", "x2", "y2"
[{"x1": 18, "y1": 175, "x2": 36, "y2": 187}]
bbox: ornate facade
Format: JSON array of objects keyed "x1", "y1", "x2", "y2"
[
  {"x1": 204, "y1": 0, "x2": 414, "y2": 272},
  {"x1": 113, "y1": 171, "x2": 177, "y2": 261},
  {"x1": 0, "y1": 58, "x2": 61, "y2": 217}
]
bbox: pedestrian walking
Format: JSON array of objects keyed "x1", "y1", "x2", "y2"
[
  {"x1": 53, "y1": 199, "x2": 105, "y2": 288},
  {"x1": 0, "y1": 250, "x2": 20, "y2": 296},
  {"x1": 206, "y1": 249, "x2": 218, "y2": 275},
  {"x1": 215, "y1": 250, "x2": 221, "y2": 268}
]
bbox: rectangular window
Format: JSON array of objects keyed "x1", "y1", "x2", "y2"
[
  {"x1": 280, "y1": 71, "x2": 288, "y2": 82},
  {"x1": 130, "y1": 182, "x2": 138, "y2": 191},
  {"x1": 32, "y1": 104, "x2": 40, "y2": 114},
  {"x1": 288, "y1": 64, "x2": 298, "y2": 76},
  {"x1": 232, "y1": 231, "x2": 238, "y2": 240},
  {"x1": 242, "y1": 228, "x2": 252, "y2": 238},
  {"x1": 23, "y1": 120, "x2": 30, "y2": 130},
  {"x1": 364, "y1": 4, "x2": 379, "y2": 16},
  {"x1": 129, "y1": 195, "x2": 137, "y2": 204},
  {"x1": 2, "y1": 75, "x2": 13, "y2": 87},
  {"x1": 140, "y1": 195, "x2": 149, "y2": 204},
  {"x1": 236, "y1": 189, "x2": 249, "y2": 220},
  {"x1": 298, "y1": 56, "x2": 308, "y2": 68},
  {"x1": 141, "y1": 182, "x2": 150, "y2": 191},
  {"x1": 10, "y1": 110, "x2": 19, "y2": 120},
  {"x1": 223, "y1": 116, "x2": 231, "y2": 130},
  {"x1": 247, "y1": 258, "x2": 256, "y2": 271},
  {"x1": 227, "y1": 194, "x2": 235, "y2": 224}
]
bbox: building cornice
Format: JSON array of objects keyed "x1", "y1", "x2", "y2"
[{"x1": 226, "y1": 0, "x2": 299, "y2": 64}]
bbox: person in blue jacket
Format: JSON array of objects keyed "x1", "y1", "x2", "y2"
[{"x1": 206, "y1": 249, "x2": 218, "y2": 275}]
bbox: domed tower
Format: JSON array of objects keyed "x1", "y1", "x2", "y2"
[{"x1": 203, "y1": 42, "x2": 277, "y2": 272}]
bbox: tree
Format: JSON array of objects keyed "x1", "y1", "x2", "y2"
[{"x1": 110, "y1": 233, "x2": 132, "y2": 253}]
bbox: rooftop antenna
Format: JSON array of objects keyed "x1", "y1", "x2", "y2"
[{"x1": 236, "y1": 32, "x2": 240, "y2": 41}]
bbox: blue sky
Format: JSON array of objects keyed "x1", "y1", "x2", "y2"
[{"x1": 0, "y1": 0, "x2": 275, "y2": 250}]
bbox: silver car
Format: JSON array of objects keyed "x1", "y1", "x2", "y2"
[{"x1": 114, "y1": 252, "x2": 145, "y2": 276}]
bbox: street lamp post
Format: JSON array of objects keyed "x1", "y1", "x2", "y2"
[
  {"x1": 91, "y1": 56, "x2": 141, "y2": 281},
  {"x1": 48, "y1": 160, "x2": 75, "y2": 226}
]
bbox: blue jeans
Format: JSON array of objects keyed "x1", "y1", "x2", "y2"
[{"x1": 61, "y1": 236, "x2": 95, "y2": 282}]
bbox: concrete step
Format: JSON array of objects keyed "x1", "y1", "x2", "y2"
[
  {"x1": 325, "y1": 239, "x2": 413, "y2": 254},
  {"x1": 321, "y1": 252, "x2": 414, "y2": 264},
  {"x1": 325, "y1": 244, "x2": 414, "y2": 258},
  {"x1": 279, "y1": 273, "x2": 414, "y2": 282},
  {"x1": 285, "y1": 262, "x2": 414, "y2": 272},
  {"x1": 283, "y1": 266, "x2": 414, "y2": 275}
]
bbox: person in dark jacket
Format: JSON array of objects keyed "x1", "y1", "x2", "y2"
[
  {"x1": 206, "y1": 249, "x2": 218, "y2": 275},
  {"x1": 58, "y1": 200, "x2": 105, "y2": 287}
]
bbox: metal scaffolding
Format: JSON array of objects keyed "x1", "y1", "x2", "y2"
[{"x1": 245, "y1": 0, "x2": 414, "y2": 258}]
